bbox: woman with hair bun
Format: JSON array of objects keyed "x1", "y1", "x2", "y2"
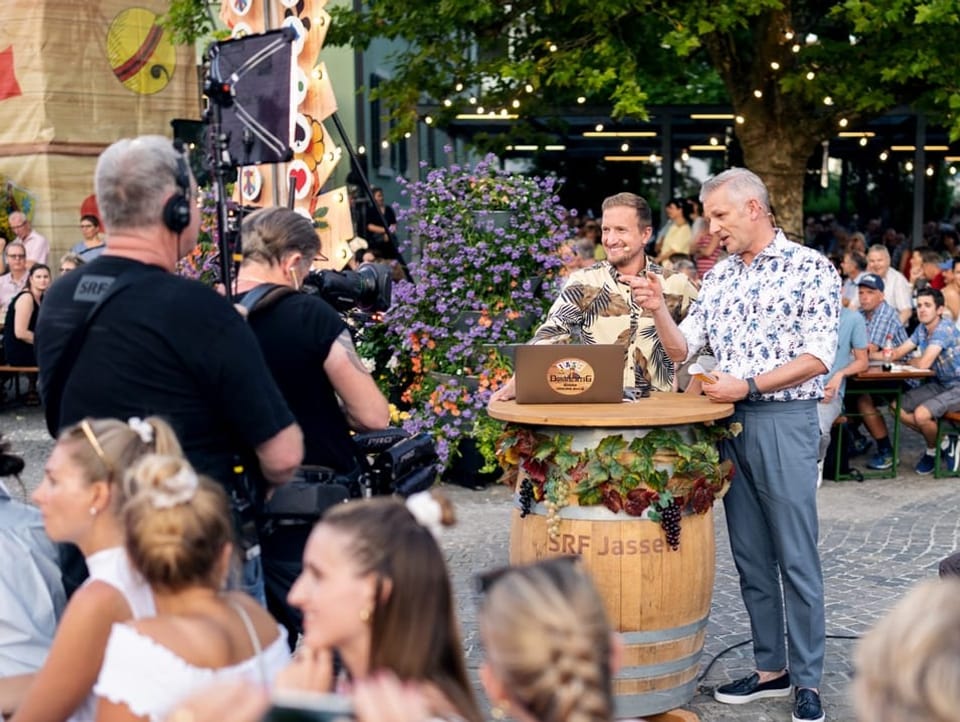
[
  {"x1": 10, "y1": 417, "x2": 181, "y2": 722},
  {"x1": 279, "y1": 491, "x2": 482, "y2": 722},
  {"x1": 477, "y1": 557, "x2": 622, "y2": 722},
  {"x1": 94, "y1": 454, "x2": 287, "y2": 722}
]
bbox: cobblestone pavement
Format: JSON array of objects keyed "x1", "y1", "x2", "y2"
[{"x1": 3, "y1": 406, "x2": 957, "y2": 722}]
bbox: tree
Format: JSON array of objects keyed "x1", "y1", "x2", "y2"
[
  {"x1": 163, "y1": 0, "x2": 960, "y2": 236},
  {"x1": 320, "y1": 0, "x2": 960, "y2": 237}
]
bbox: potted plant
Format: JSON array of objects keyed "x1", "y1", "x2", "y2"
[{"x1": 357, "y1": 152, "x2": 571, "y2": 477}]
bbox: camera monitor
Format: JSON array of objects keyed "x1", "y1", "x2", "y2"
[{"x1": 207, "y1": 28, "x2": 296, "y2": 167}]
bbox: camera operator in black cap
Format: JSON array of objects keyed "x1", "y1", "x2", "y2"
[{"x1": 234, "y1": 206, "x2": 390, "y2": 639}]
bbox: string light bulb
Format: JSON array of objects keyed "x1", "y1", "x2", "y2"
[
  {"x1": 770, "y1": 61, "x2": 780, "y2": 70},
  {"x1": 735, "y1": 115, "x2": 745, "y2": 124},
  {"x1": 443, "y1": 98, "x2": 452, "y2": 107},
  {"x1": 525, "y1": 83, "x2": 534, "y2": 93},
  {"x1": 455, "y1": 82, "x2": 464, "y2": 91},
  {"x1": 926, "y1": 166, "x2": 934, "y2": 177},
  {"x1": 879, "y1": 150, "x2": 888, "y2": 161},
  {"x1": 806, "y1": 71, "x2": 816, "y2": 80},
  {"x1": 754, "y1": 90, "x2": 763, "y2": 98},
  {"x1": 577, "y1": 96, "x2": 586, "y2": 104},
  {"x1": 620, "y1": 142, "x2": 629, "y2": 152},
  {"x1": 905, "y1": 161, "x2": 914, "y2": 172},
  {"x1": 424, "y1": 116, "x2": 433, "y2": 125},
  {"x1": 859, "y1": 137, "x2": 868, "y2": 147},
  {"x1": 784, "y1": 30, "x2": 795, "y2": 40},
  {"x1": 595, "y1": 123, "x2": 604, "y2": 132},
  {"x1": 823, "y1": 96, "x2": 833, "y2": 105},
  {"x1": 792, "y1": 44, "x2": 801, "y2": 53},
  {"x1": 839, "y1": 118, "x2": 848, "y2": 127}
]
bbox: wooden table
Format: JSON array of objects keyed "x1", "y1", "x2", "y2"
[
  {"x1": 841, "y1": 365, "x2": 935, "y2": 479},
  {"x1": 487, "y1": 391, "x2": 734, "y2": 427},
  {"x1": 487, "y1": 391, "x2": 733, "y2": 718}
]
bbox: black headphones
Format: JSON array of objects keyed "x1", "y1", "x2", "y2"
[{"x1": 162, "y1": 139, "x2": 192, "y2": 234}]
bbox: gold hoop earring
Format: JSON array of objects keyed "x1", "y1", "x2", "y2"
[
  {"x1": 359, "y1": 606, "x2": 372, "y2": 623},
  {"x1": 491, "y1": 703, "x2": 509, "y2": 720}
]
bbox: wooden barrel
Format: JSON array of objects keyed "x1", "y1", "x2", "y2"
[{"x1": 510, "y1": 503, "x2": 715, "y2": 719}]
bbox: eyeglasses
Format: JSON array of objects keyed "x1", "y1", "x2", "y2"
[
  {"x1": 10, "y1": 223, "x2": 26, "y2": 230},
  {"x1": 475, "y1": 555, "x2": 580, "y2": 595},
  {"x1": 6, "y1": 253, "x2": 25, "y2": 259}
]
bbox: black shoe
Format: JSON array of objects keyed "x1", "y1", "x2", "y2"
[
  {"x1": 714, "y1": 672, "x2": 792, "y2": 704},
  {"x1": 793, "y1": 687, "x2": 825, "y2": 722}
]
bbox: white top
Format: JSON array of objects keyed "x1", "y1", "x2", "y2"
[
  {"x1": 67, "y1": 547, "x2": 156, "y2": 722},
  {"x1": 94, "y1": 623, "x2": 289, "y2": 722},
  {"x1": 85, "y1": 547, "x2": 156, "y2": 618}
]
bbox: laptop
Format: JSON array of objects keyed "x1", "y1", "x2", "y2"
[{"x1": 514, "y1": 344, "x2": 627, "y2": 404}]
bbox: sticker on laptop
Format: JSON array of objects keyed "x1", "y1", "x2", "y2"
[{"x1": 547, "y1": 358, "x2": 596, "y2": 395}]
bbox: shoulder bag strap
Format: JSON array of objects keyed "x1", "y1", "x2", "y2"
[
  {"x1": 43, "y1": 264, "x2": 153, "y2": 436},
  {"x1": 238, "y1": 283, "x2": 297, "y2": 317}
]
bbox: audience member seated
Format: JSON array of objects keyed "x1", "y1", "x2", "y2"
[
  {"x1": 846, "y1": 273, "x2": 909, "y2": 470},
  {"x1": 0, "y1": 433, "x2": 65, "y2": 709},
  {"x1": 477, "y1": 556, "x2": 624, "y2": 722},
  {"x1": 7, "y1": 213, "x2": 49, "y2": 270},
  {"x1": 887, "y1": 287, "x2": 960, "y2": 474},
  {"x1": 70, "y1": 216, "x2": 106, "y2": 262},
  {"x1": 817, "y1": 306, "x2": 868, "y2": 485},
  {"x1": 0, "y1": 242, "x2": 28, "y2": 320},
  {"x1": 3, "y1": 264, "x2": 50, "y2": 366},
  {"x1": 853, "y1": 578, "x2": 960, "y2": 722},
  {"x1": 8, "y1": 417, "x2": 180, "y2": 722},
  {"x1": 279, "y1": 492, "x2": 483, "y2": 722},
  {"x1": 3, "y1": 263, "x2": 50, "y2": 366},
  {"x1": 94, "y1": 454, "x2": 288, "y2": 722},
  {"x1": 654, "y1": 198, "x2": 692, "y2": 264},
  {"x1": 849, "y1": 244, "x2": 912, "y2": 325},
  {"x1": 58, "y1": 253, "x2": 86, "y2": 277},
  {"x1": 692, "y1": 229, "x2": 722, "y2": 280},
  {"x1": 840, "y1": 250, "x2": 867, "y2": 307}
]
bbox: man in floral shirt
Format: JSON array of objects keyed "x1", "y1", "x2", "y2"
[
  {"x1": 632, "y1": 168, "x2": 839, "y2": 722},
  {"x1": 491, "y1": 192, "x2": 698, "y2": 399},
  {"x1": 886, "y1": 286, "x2": 960, "y2": 473}
]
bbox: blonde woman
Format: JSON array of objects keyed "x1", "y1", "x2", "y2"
[
  {"x1": 10, "y1": 417, "x2": 181, "y2": 722},
  {"x1": 94, "y1": 454, "x2": 287, "y2": 722},
  {"x1": 477, "y1": 557, "x2": 622, "y2": 722},
  {"x1": 853, "y1": 578, "x2": 960, "y2": 722}
]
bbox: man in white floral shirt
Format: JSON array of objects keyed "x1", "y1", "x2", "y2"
[
  {"x1": 632, "y1": 168, "x2": 840, "y2": 722},
  {"x1": 491, "y1": 192, "x2": 698, "y2": 400}
]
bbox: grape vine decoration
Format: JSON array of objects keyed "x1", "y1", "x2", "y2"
[{"x1": 496, "y1": 422, "x2": 742, "y2": 549}]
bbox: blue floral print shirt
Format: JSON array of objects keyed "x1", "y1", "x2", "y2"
[
  {"x1": 679, "y1": 230, "x2": 841, "y2": 401},
  {"x1": 909, "y1": 319, "x2": 960, "y2": 387}
]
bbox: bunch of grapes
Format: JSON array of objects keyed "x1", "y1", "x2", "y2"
[
  {"x1": 518, "y1": 478, "x2": 535, "y2": 518},
  {"x1": 659, "y1": 500, "x2": 682, "y2": 550}
]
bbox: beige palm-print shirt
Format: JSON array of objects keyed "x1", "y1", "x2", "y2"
[{"x1": 532, "y1": 260, "x2": 698, "y2": 390}]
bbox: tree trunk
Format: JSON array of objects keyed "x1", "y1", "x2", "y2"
[{"x1": 735, "y1": 124, "x2": 814, "y2": 243}]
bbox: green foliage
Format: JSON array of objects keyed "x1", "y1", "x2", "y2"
[
  {"x1": 496, "y1": 421, "x2": 742, "y2": 514},
  {"x1": 161, "y1": 0, "x2": 221, "y2": 46}
]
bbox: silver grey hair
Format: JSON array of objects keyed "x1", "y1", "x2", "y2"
[
  {"x1": 867, "y1": 243, "x2": 891, "y2": 261},
  {"x1": 700, "y1": 167, "x2": 772, "y2": 214},
  {"x1": 95, "y1": 135, "x2": 188, "y2": 232}
]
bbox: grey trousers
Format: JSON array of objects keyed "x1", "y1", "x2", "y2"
[{"x1": 720, "y1": 399, "x2": 825, "y2": 688}]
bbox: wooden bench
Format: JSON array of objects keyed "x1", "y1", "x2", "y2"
[
  {"x1": 934, "y1": 410, "x2": 960, "y2": 478},
  {"x1": 0, "y1": 365, "x2": 39, "y2": 406}
]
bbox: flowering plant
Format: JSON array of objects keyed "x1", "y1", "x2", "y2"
[
  {"x1": 356, "y1": 152, "x2": 572, "y2": 469},
  {"x1": 497, "y1": 422, "x2": 742, "y2": 548},
  {"x1": 175, "y1": 187, "x2": 222, "y2": 286}
]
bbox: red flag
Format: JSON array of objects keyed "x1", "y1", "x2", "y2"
[{"x1": 0, "y1": 46, "x2": 22, "y2": 101}]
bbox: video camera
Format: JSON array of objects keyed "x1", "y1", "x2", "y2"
[{"x1": 303, "y1": 261, "x2": 392, "y2": 313}]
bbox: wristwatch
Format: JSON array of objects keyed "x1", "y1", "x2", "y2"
[{"x1": 745, "y1": 377, "x2": 762, "y2": 401}]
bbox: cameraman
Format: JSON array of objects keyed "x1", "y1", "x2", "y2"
[{"x1": 234, "y1": 207, "x2": 390, "y2": 637}]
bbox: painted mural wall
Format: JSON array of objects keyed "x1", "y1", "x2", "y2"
[{"x1": 0, "y1": 0, "x2": 199, "y2": 258}]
